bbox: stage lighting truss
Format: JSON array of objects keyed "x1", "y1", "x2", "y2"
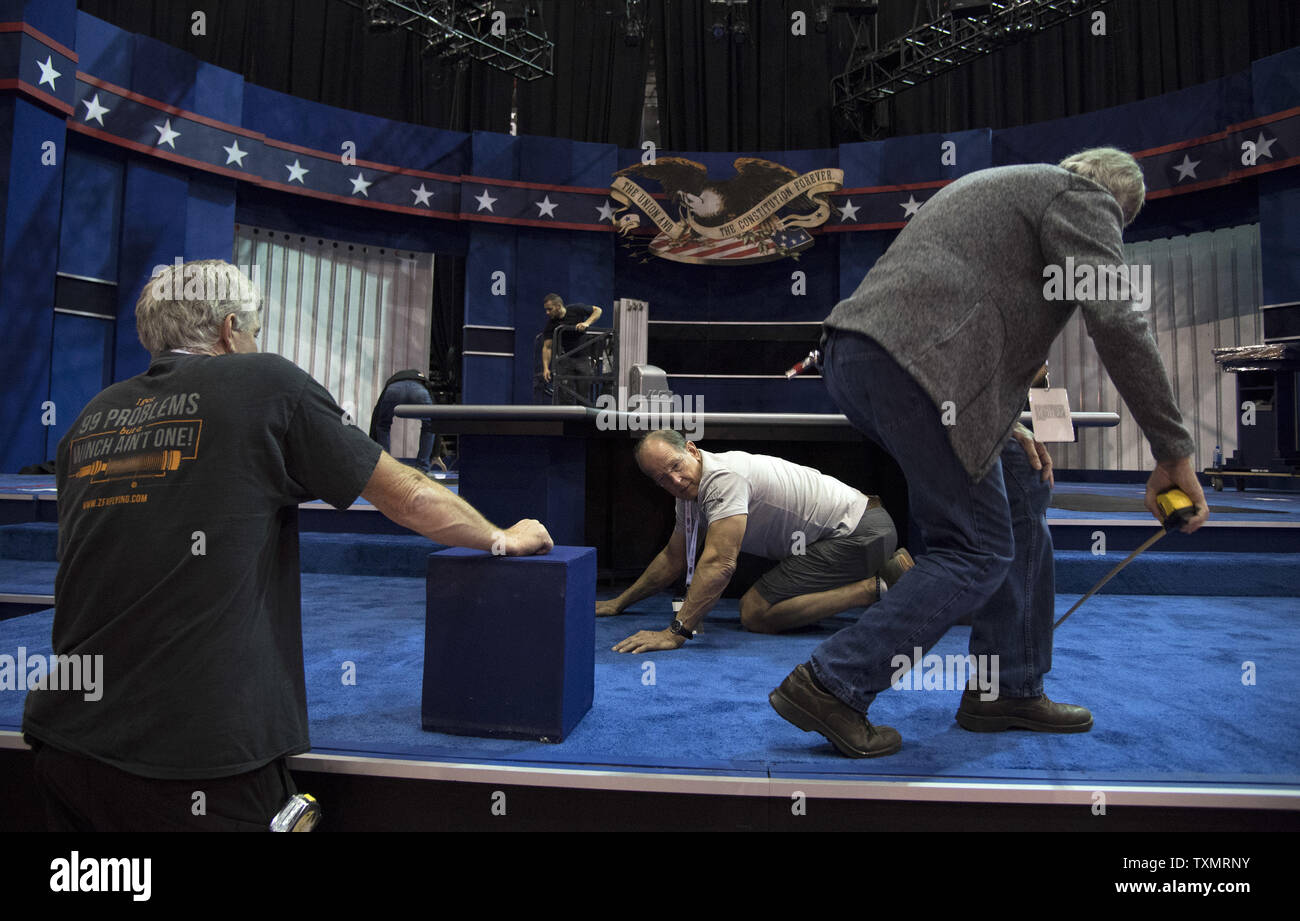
[
  {"x1": 351, "y1": 0, "x2": 554, "y2": 80},
  {"x1": 624, "y1": 0, "x2": 646, "y2": 46},
  {"x1": 832, "y1": 0, "x2": 1110, "y2": 138}
]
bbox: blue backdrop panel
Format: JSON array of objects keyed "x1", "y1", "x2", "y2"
[
  {"x1": 456, "y1": 433, "x2": 585, "y2": 546},
  {"x1": 462, "y1": 132, "x2": 520, "y2": 403},
  {"x1": 461, "y1": 353, "x2": 512, "y2": 406},
  {"x1": 614, "y1": 238, "x2": 838, "y2": 324},
  {"x1": 994, "y1": 75, "x2": 1251, "y2": 167},
  {"x1": 130, "y1": 32, "x2": 201, "y2": 112},
  {"x1": 45, "y1": 312, "x2": 113, "y2": 458},
  {"x1": 235, "y1": 186, "x2": 466, "y2": 255},
  {"x1": 193, "y1": 59, "x2": 242, "y2": 125},
  {"x1": 1253, "y1": 46, "x2": 1300, "y2": 305},
  {"x1": 514, "y1": 227, "x2": 614, "y2": 404},
  {"x1": 469, "y1": 128, "x2": 518, "y2": 184},
  {"x1": 836, "y1": 229, "x2": 892, "y2": 309},
  {"x1": 57, "y1": 144, "x2": 123, "y2": 282},
  {"x1": 0, "y1": 100, "x2": 11, "y2": 218},
  {"x1": 616, "y1": 146, "x2": 837, "y2": 177},
  {"x1": 1251, "y1": 46, "x2": 1300, "y2": 116},
  {"x1": 184, "y1": 172, "x2": 236, "y2": 260},
  {"x1": 1258, "y1": 171, "x2": 1300, "y2": 304},
  {"x1": 0, "y1": 0, "x2": 76, "y2": 48},
  {"x1": 463, "y1": 224, "x2": 516, "y2": 402},
  {"x1": 114, "y1": 159, "x2": 189, "y2": 379},
  {"x1": 834, "y1": 129, "x2": 992, "y2": 302},
  {"x1": 671, "y1": 376, "x2": 839, "y2": 415},
  {"x1": 242, "y1": 84, "x2": 469, "y2": 177},
  {"x1": 512, "y1": 134, "x2": 618, "y2": 402},
  {"x1": 520, "y1": 133, "x2": 616, "y2": 187},
  {"x1": 422, "y1": 544, "x2": 595, "y2": 741},
  {"x1": 74, "y1": 11, "x2": 133, "y2": 88},
  {"x1": 839, "y1": 128, "x2": 991, "y2": 187},
  {"x1": 0, "y1": 99, "x2": 65, "y2": 472}
]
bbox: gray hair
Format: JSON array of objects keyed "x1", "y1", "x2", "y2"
[
  {"x1": 1058, "y1": 147, "x2": 1146, "y2": 226},
  {"x1": 634, "y1": 429, "x2": 687, "y2": 465},
  {"x1": 136, "y1": 259, "x2": 262, "y2": 354}
]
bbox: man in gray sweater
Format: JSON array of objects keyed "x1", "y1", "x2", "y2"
[{"x1": 769, "y1": 148, "x2": 1209, "y2": 758}]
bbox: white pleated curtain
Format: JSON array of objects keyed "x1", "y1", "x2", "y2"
[
  {"x1": 1047, "y1": 223, "x2": 1262, "y2": 472},
  {"x1": 233, "y1": 226, "x2": 434, "y2": 459}
]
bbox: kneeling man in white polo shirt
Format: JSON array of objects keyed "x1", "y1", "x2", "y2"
[{"x1": 602, "y1": 429, "x2": 911, "y2": 654}]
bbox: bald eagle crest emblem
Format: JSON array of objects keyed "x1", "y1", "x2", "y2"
[{"x1": 610, "y1": 157, "x2": 843, "y2": 265}]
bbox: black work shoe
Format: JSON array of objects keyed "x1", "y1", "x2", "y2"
[
  {"x1": 769, "y1": 664, "x2": 902, "y2": 758},
  {"x1": 876, "y1": 548, "x2": 915, "y2": 595},
  {"x1": 955, "y1": 689, "x2": 1093, "y2": 733}
]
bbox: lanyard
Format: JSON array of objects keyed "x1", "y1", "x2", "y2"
[{"x1": 684, "y1": 499, "x2": 698, "y2": 588}]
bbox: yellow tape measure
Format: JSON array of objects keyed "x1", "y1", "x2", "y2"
[
  {"x1": 1054, "y1": 488, "x2": 1196, "y2": 630},
  {"x1": 1155, "y1": 487, "x2": 1195, "y2": 531}
]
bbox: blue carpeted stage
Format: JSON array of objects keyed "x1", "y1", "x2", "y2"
[{"x1": 2, "y1": 474, "x2": 1297, "y2": 820}]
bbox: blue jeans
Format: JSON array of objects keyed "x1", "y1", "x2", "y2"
[
  {"x1": 373, "y1": 380, "x2": 435, "y2": 471},
  {"x1": 812, "y1": 330, "x2": 1054, "y2": 710}
]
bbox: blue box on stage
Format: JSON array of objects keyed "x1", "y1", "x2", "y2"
[{"x1": 422, "y1": 545, "x2": 595, "y2": 741}]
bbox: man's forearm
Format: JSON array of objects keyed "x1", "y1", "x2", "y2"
[
  {"x1": 612, "y1": 549, "x2": 684, "y2": 612},
  {"x1": 365, "y1": 458, "x2": 503, "y2": 551},
  {"x1": 674, "y1": 556, "x2": 735, "y2": 632}
]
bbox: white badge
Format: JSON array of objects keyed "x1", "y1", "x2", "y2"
[{"x1": 1028, "y1": 388, "x2": 1075, "y2": 442}]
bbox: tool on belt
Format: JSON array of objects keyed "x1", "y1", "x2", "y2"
[{"x1": 1053, "y1": 488, "x2": 1196, "y2": 630}]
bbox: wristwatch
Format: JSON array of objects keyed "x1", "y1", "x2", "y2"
[{"x1": 668, "y1": 619, "x2": 695, "y2": 641}]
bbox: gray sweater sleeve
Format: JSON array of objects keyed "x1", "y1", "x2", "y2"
[{"x1": 1039, "y1": 189, "x2": 1195, "y2": 463}]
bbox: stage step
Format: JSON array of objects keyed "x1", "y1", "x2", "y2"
[
  {"x1": 0, "y1": 522, "x2": 57, "y2": 561},
  {"x1": 1054, "y1": 551, "x2": 1299, "y2": 597},
  {"x1": 1047, "y1": 519, "x2": 1300, "y2": 554},
  {"x1": 2, "y1": 524, "x2": 1293, "y2": 597},
  {"x1": 299, "y1": 532, "x2": 444, "y2": 578}
]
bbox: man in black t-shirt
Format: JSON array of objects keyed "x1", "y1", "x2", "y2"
[
  {"x1": 22, "y1": 260, "x2": 552, "y2": 831},
  {"x1": 538, "y1": 294, "x2": 603, "y2": 404}
]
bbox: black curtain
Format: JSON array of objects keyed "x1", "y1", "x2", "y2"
[
  {"x1": 76, "y1": 0, "x2": 647, "y2": 143},
  {"x1": 648, "y1": 0, "x2": 1300, "y2": 149},
  {"x1": 881, "y1": 0, "x2": 1300, "y2": 139},
  {"x1": 516, "y1": 0, "x2": 649, "y2": 145},
  {"x1": 77, "y1": 0, "x2": 1300, "y2": 149},
  {"x1": 651, "y1": 0, "x2": 853, "y2": 151}
]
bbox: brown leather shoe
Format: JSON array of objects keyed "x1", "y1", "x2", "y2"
[
  {"x1": 769, "y1": 664, "x2": 902, "y2": 758},
  {"x1": 876, "y1": 548, "x2": 915, "y2": 596},
  {"x1": 955, "y1": 689, "x2": 1093, "y2": 733}
]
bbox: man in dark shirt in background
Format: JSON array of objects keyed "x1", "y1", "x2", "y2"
[
  {"x1": 537, "y1": 293, "x2": 602, "y2": 404},
  {"x1": 23, "y1": 259, "x2": 552, "y2": 830}
]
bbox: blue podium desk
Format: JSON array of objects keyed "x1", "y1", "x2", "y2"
[{"x1": 396, "y1": 406, "x2": 1119, "y2": 576}]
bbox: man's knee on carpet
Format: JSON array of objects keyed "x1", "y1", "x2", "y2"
[{"x1": 739, "y1": 587, "x2": 779, "y2": 633}]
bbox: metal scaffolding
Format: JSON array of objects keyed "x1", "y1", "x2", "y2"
[
  {"x1": 347, "y1": 0, "x2": 554, "y2": 80},
  {"x1": 832, "y1": 0, "x2": 1111, "y2": 139}
]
